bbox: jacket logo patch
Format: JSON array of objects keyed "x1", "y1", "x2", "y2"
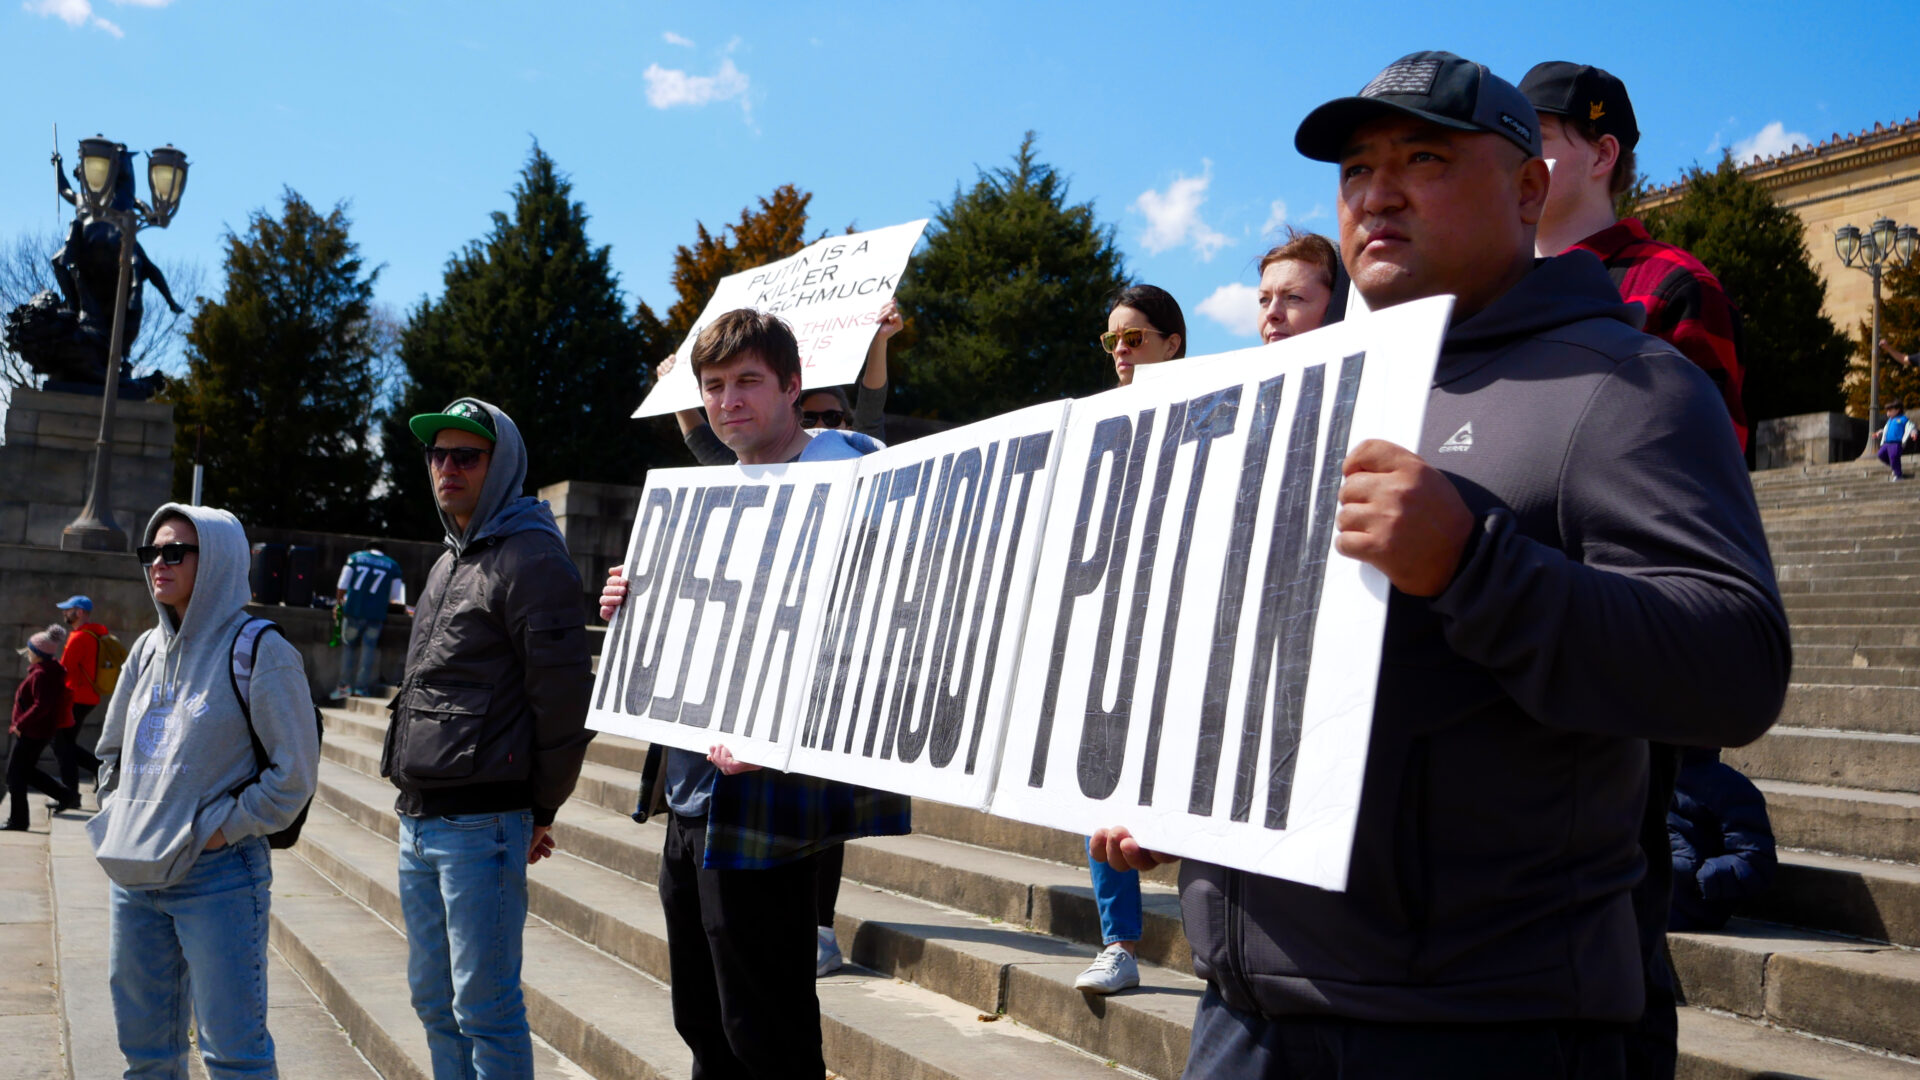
[{"x1": 1439, "y1": 422, "x2": 1474, "y2": 453}]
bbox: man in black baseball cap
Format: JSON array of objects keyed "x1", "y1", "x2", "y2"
[
  {"x1": 1293, "y1": 50, "x2": 1548, "y2": 323},
  {"x1": 1098, "y1": 50, "x2": 1788, "y2": 1079}
]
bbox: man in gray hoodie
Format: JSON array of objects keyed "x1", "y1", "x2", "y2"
[
  {"x1": 1095, "y1": 52, "x2": 1788, "y2": 1078},
  {"x1": 89, "y1": 503, "x2": 320, "y2": 1078},
  {"x1": 383, "y1": 397, "x2": 592, "y2": 1079}
]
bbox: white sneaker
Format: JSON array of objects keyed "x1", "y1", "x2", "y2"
[
  {"x1": 816, "y1": 926, "x2": 843, "y2": 976},
  {"x1": 1074, "y1": 943, "x2": 1139, "y2": 994},
  {"x1": 330, "y1": 684, "x2": 350, "y2": 700}
]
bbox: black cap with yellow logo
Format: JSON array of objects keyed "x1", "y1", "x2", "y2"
[{"x1": 1519, "y1": 62, "x2": 1640, "y2": 151}]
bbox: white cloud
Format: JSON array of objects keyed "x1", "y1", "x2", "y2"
[
  {"x1": 1197, "y1": 283, "x2": 1262, "y2": 338},
  {"x1": 1133, "y1": 161, "x2": 1232, "y2": 261},
  {"x1": 1731, "y1": 121, "x2": 1812, "y2": 164},
  {"x1": 643, "y1": 57, "x2": 750, "y2": 111},
  {"x1": 662, "y1": 30, "x2": 693, "y2": 47},
  {"x1": 1261, "y1": 200, "x2": 1288, "y2": 237},
  {"x1": 24, "y1": 0, "x2": 167, "y2": 34},
  {"x1": 1301, "y1": 203, "x2": 1328, "y2": 222}
]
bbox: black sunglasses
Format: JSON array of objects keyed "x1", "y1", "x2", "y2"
[
  {"x1": 424, "y1": 446, "x2": 492, "y2": 471},
  {"x1": 137, "y1": 542, "x2": 200, "y2": 566},
  {"x1": 802, "y1": 409, "x2": 848, "y2": 430}
]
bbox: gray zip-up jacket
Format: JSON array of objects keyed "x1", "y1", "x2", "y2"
[
  {"x1": 380, "y1": 400, "x2": 593, "y2": 825},
  {"x1": 89, "y1": 504, "x2": 319, "y2": 889},
  {"x1": 1180, "y1": 252, "x2": 1790, "y2": 1024}
]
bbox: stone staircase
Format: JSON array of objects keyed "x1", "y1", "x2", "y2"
[{"x1": 14, "y1": 458, "x2": 1920, "y2": 1080}]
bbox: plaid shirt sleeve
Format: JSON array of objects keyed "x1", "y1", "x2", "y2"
[{"x1": 701, "y1": 768, "x2": 912, "y2": 870}]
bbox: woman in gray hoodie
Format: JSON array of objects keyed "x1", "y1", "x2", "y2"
[{"x1": 88, "y1": 503, "x2": 319, "y2": 1079}]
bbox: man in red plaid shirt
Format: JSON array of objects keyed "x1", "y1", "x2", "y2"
[
  {"x1": 1523, "y1": 61, "x2": 1751, "y2": 1080},
  {"x1": 1522, "y1": 62, "x2": 1748, "y2": 452}
]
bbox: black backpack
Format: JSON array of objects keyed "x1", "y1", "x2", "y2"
[{"x1": 228, "y1": 617, "x2": 324, "y2": 849}]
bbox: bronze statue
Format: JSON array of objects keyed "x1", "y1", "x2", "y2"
[{"x1": 2, "y1": 148, "x2": 180, "y2": 393}]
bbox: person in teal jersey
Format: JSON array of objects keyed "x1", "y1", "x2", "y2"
[{"x1": 333, "y1": 543, "x2": 405, "y2": 699}]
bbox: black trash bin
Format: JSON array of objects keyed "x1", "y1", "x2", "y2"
[
  {"x1": 285, "y1": 545, "x2": 318, "y2": 608},
  {"x1": 250, "y1": 543, "x2": 287, "y2": 605}
]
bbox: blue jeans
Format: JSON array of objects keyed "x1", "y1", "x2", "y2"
[
  {"x1": 1086, "y1": 837, "x2": 1143, "y2": 945},
  {"x1": 108, "y1": 834, "x2": 276, "y2": 1079},
  {"x1": 399, "y1": 811, "x2": 534, "y2": 1080},
  {"x1": 338, "y1": 616, "x2": 383, "y2": 692}
]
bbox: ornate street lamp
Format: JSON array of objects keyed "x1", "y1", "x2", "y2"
[
  {"x1": 1836, "y1": 215, "x2": 1917, "y2": 433},
  {"x1": 59, "y1": 136, "x2": 191, "y2": 553}
]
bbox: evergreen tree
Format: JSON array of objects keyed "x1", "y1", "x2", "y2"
[
  {"x1": 1843, "y1": 259, "x2": 1920, "y2": 418},
  {"x1": 1641, "y1": 158, "x2": 1851, "y2": 423},
  {"x1": 381, "y1": 144, "x2": 666, "y2": 538},
  {"x1": 892, "y1": 133, "x2": 1127, "y2": 424},
  {"x1": 169, "y1": 189, "x2": 380, "y2": 532}
]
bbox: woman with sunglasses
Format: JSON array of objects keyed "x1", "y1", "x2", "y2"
[
  {"x1": 87, "y1": 504, "x2": 320, "y2": 1077},
  {"x1": 1070, "y1": 283, "x2": 1188, "y2": 997},
  {"x1": 670, "y1": 299, "x2": 904, "y2": 465},
  {"x1": 1104, "y1": 285, "x2": 1186, "y2": 387}
]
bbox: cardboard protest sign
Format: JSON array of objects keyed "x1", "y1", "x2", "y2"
[
  {"x1": 788, "y1": 402, "x2": 1070, "y2": 809},
  {"x1": 588, "y1": 460, "x2": 860, "y2": 769},
  {"x1": 633, "y1": 220, "x2": 929, "y2": 417},
  {"x1": 991, "y1": 295, "x2": 1451, "y2": 890}
]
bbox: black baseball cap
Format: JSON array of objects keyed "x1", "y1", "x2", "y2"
[
  {"x1": 1519, "y1": 62, "x2": 1640, "y2": 151},
  {"x1": 408, "y1": 397, "x2": 497, "y2": 446},
  {"x1": 1296, "y1": 51, "x2": 1543, "y2": 163}
]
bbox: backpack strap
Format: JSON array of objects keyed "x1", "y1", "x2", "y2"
[{"x1": 228, "y1": 617, "x2": 281, "y2": 772}]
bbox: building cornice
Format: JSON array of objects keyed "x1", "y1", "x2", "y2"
[{"x1": 1638, "y1": 116, "x2": 1920, "y2": 211}]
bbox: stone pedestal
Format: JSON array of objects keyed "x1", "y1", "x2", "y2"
[
  {"x1": 0, "y1": 388, "x2": 175, "y2": 550},
  {"x1": 541, "y1": 479, "x2": 645, "y2": 607},
  {"x1": 1754, "y1": 411, "x2": 1868, "y2": 470}
]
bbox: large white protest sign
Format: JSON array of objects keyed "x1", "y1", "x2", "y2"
[
  {"x1": 788, "y1": 402, "x2": 1070, "y2": 809},
  {"x1": 588, "y1": 460, "x2": 860, "y2": 769},
  {"x1": 633, "y1": 220, "x2": 929, "y2": 417},
  {"x1": 991, "y1": 295, "x2": 1451, "y2": 891}
]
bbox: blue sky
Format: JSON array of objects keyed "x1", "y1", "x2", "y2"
[{"x1": 4, "y1": 0, "x2": 1917, "y2": 376}]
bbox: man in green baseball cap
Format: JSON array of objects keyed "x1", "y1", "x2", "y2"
[{"x1": 390, "y1": 395, "x2": 593, "y2": 1074}]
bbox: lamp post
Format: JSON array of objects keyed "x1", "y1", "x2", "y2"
[
  {"x1": 58, "y1": 137, "x2": 189, "y2": 553},
  {"x1": 1836, "y1": 217, "x2": 1918, "y2": 439}
]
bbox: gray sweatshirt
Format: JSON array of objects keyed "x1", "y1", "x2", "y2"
[{"x1": 89, "y1": 503, "x2": 320, "y2": 889}]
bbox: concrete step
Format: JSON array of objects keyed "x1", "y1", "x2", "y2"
[
  {"x1": 1784, "y1": 592, "x2": 1920, "y2": 611},
  {"x1": 1798, "y1": 625, "x2": 1920, "y2": 647},
  {"x1": 1741, "y1": 850, "x2": 1920, "y2": 949},
  {"x1": 1792, "y1": 643, "x2": 1920, "y2": 669},
  {"x1": 322, "y1": 704, "x2": 1183, "y2": 896},
  {"x1": 1781, "y1": 685, "x2": 1920, "y2": 735},
  {"x1": 38, "y1": 805, "x2": 384, "y2": 1080},
  {"x1": 314, "y1": 741, "x2": 1200, "y2": 1073},
  {"x1": 1761, "y1": 780, "x2": 1920, "y2": 863},
  {"x1": 272, "y1": 847, "x2": 664, "y2": 1080},
  {"x1": 1765, "y1": 521, "x2": 1920, "y2": 543},
  {"x1": 1789, "y1": 665, "x2": 1920, "y2": 689},
  {"x1": 1726, "y1": 728, "x2": 1920, "y2": 794},
  {"x1": 1677, "y1": 1007, "x2": 1920, "y2": 1079},
  {"x1": 1668, "y1": 918, "x2": 1920, "y2": 1059},
  {"x1": 294, "y1": 786, "x2": 1146, "y2": 1080},
  {"x1": 1776, "y1": 553, "x2": 1920, "y2": 577},
  {"x1": 1778, "y1": 575, "x2": 1920, "y2": 596},
  {"x1": 1774, "y1": 534, "x2": 1920, "y2": 553}
]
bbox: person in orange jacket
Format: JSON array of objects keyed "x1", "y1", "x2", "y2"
[{"x1": 54, "y1": 595, "x2": 107, "y2": 791}]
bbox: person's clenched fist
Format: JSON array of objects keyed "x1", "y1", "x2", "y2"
[{"x1": 1334, "y1": 438, "x2": 1474, "y2": 597}]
